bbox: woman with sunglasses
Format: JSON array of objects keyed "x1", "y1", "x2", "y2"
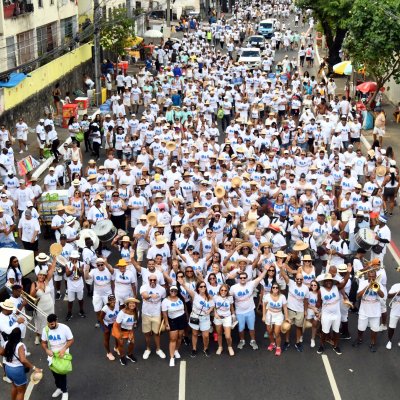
[
  {"x1": 262, "y1": 283, "x2": 290, "y2": 356},
  {"x1": 297, "y1": 255, "x2": 316, "y2": 287},
  {"x1": 306, "y1": 279, "x2": 320, "y2": 348},
  {"x1": 213, "y1": 284, "x2": 235, "y2": 356},
  {"x1": 177, "y1": 278, "x2": 215, "y2": 357},
  {"x1": 206, "y1": 263, "x2": 226, "y2": 285},
  {"x1": 99, "y1": 294, "x2": 120, "y2": 360},
  {"x1": 162, "y1": 285, "x2": 187, "y2": 367},
  {"x1": 112, "y1": 297, "x2": 139, "y2": 365},
  {"x1": 108, "y1": 192, "x2": 127, "y2": 230},
  {"x1": 69, "y1": 189, "x2": 84, "y2": 223}
]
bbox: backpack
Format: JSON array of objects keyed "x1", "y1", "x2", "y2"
[{"x1": 217, "y1": 108, "x2": 224, "y2": 119}]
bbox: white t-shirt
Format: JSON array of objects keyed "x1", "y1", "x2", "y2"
[
  {"x1": 213, "y1": 295, "x2": 233, "y2": 317},
  {"x1": 192, "y1": 293, "x2": 214, "y2": 315},
  {"x1": 388, "y1": 283, "x2": 400, "y2": 317},
  {"x1": 320, "y1": 285, "x2": 340, "y2": 317},
  {"x1": 18, "y1": 218, "x2": 40, "y2": 242},
  {"x1": 287, "y1": 280, "x2": 309, "y2": 312},
  {"x1": 101, "y1": 303, "x2": 120, "y2": 326},
  {"x1": 358, "y1": 279, "x2": 381, "y2": 318},
  {"x1": 230, "y1": 281, "x2": 256, "y2": 314},
  {"x1": 116, "y1": 310, "x2": 136, "y2": 330},
  {"x1": 89, "y1": 268, "x2": 113, "y2": 296},
  {"x1": 41, "y1": 323, "x2": 73, "y2": 352},
  {"x1": 161, "y1": 297, "x2": 185, "y2": 319},
  {"x1": 263, "y1": 293, "x2": 287, "y2": 313},
  {"x1": 140, "y1": 283, "x2": 166, "y2": 316}
]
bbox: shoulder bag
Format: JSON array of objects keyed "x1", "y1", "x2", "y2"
[{"x1": 45, "y1": 327, "x2": 73, "y2": 375}]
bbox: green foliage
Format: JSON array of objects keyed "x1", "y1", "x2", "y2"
[
  {"x1": 100, "y1": 8, "x2": 136, "y2": 56},
  {"x1": 344, "y1": 0, "x2": 400, "y2": 88}
]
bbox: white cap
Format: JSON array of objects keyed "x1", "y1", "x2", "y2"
[{"x1": 26, "y1": 201, "x2": 33, "y2": 207}]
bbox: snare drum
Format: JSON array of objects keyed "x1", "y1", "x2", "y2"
[
  {"x1": 92, "y1": 220, "x2": 117, "y2": 242},
  {"x1": 354, "y1": 228, "x2": 378, "y2": 250}
]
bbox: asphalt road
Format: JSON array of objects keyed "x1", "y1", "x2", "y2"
[{"x1": 7, "y1": 9, "x2": 400, "y2": 400}]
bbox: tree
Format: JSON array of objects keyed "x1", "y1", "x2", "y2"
[
  {"x1": 344, "y1": 0, "x2": 400, "y2": 103},
  {"x1": 100, "y1": 8, "x2": 135, "y2": 56},
  {"x1": 296, "y1": 0, "x2": 353, "y2": 67}
]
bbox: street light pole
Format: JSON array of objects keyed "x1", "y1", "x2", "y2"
[
  {"x1": 93, "y1": 0, "x2": 101, "y2": 106},
  {"x1": 166, "y1": 0, "x2": 171, "y2": 27}
]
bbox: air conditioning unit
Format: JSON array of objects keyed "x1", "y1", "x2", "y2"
[{"x1": 26, "y1": 4, "x2": 34, "y2": 12}]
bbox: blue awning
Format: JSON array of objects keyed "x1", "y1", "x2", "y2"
[{"x1": 0, "y1": 72, "x2": 27, "y2": 88}]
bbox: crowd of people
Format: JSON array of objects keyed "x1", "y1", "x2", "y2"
[{"x1": 1, "y1": 0, "x2": 400, "y2": 399}]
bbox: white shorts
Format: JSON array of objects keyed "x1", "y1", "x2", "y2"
[
  {"x1": 340, "y1": 301, "x2": 349, "y2": 322},
  {"x1": 53, "y1": 272, "x2": 66, "y2": 282},
  {"x1": 68, "y1": 290, "x2": 84, "y2": 302},
  {"x1": 136, "y1": 247, "x2": 148, "y2": 262},
  {"x1": 37, "y1": 138, "x2": 45, "y2": 149},
  {"x1": 214, "y1": 315, "x2": 232, "y2": 328},
  {"x1": 358, "y1": 315, "x2": 380, "y2": 332},
  {"x1": 92, "y1": 294, "x2": 109, "y2": 312},
  {"x1": 115, "y1": 291, "x2": 133, "y2": 306},
  {"x1": 389, "y1": 314, "x2": 400, "y2": 329},
  {"x1": 373, "y1": 127, "x2": 385, "y2": 137},
  {"x1": 189, "y1": 314, "x2": 211, "y2": 332},
  {"x1": 321, "y1": 314, "x2": 341, "y2": 334},
  {"x1": 266, "y1": 311, "x2": 284, "y2": 326},
  {"x1": 17, "y1": 132, "x2": 27, "y2": 141}
]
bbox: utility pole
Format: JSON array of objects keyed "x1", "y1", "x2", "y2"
[
  {"x1": 166, "y1": 0, "x2": 171, "y2": 27},
  {"x1": 93, "y1": 0, "x2": 101, "y2": 106},
  {"x1": 127, "y1": 0, "x2": 132, "y2": 19}
]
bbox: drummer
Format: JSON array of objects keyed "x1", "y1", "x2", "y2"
[
  {"x1": 87, "y1": 195, "x2": 109, "y2": 226},
  {"x1": 344, "y1": 211, "x2": 370, "y2": 253},
  {"x1": 63, "y1": 216, "x2": 80, "y2": 249},
  {"x1": 51, "y1": 204, "x2": 66, "y2": 243}
]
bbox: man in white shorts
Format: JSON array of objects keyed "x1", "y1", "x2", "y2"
[
  {"x1": 386, "y1": 282, "x2": 400, "y2": 349},
  {"x1": 353, "y1": 269, "x2": 385, "y2": 352}
]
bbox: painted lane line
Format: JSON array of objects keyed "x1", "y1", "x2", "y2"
[
  {"x1": 321, "y1": 354, "x2": 342, "y2": 400},
  {"x1": 179, "y1": 360, "x2": 186, "y2": 400}
]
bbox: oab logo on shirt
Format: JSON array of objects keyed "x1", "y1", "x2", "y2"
[{"x1": 237, "y1": 288, "x2": 250, "y2": 297}]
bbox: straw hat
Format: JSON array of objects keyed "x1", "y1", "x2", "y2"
[
  {"x1": 116, "y1": 259, "x2": 128, "y2": 267},
  {"x1": 193, "y1": 202, "x2": 207, "y2": 211},
  {"x1": 245, "y1": 219, "x2": 258, "y2": 232},
  {"x1": 65, "y1": 215, "x2": 76, "y2": 225},
  {"x1": 156, "y1": 236, "x2": 167, "y2": 246},
  {"x1": 376, "y1": 166, "x2": 387, "y2": 177},
  {"x1": 280, "y1": 321, "x2": 291, "y2": 334},
  {"x1": 65, "y1": 205, "x2": 76, "y2": 215},
  {"x1": 293, "y1": 241, "x2": 309, "y2": 251},
  {"x1": 181, "y1": 224, "x2": 193, "y2": 234},
  {"x1": 0, "y1": 299, "x2": 15, "y2": 311},
  {"x1": 303, "y1": 254, "x2": 313, "y2": 261},
  {"x1": 120, "y1": 235, "x2": 131, "y2": 243},
  {"x1": 269, "y1": 223, "x2": 281, "y2": 232},
  {"x1": 49, "y1": 243, "x2": 63, "y2": 256},
  {"x1": 337, "y1": 264, "x2": 348, "y2": 273},
  {"x1": 316, "y1": 273, "x2": 339, "y2": 283},
  {"x1": 301, "y1": 226, "x2": 310, "y2": 233},
  {"x1": 231, "y1": 176, "x2": 242, "y2": 188},
  {"x1": 237, "y1": 256, "x2": 249, "y2": 264},
  {"x1": 275, "y1": 250, "x2": 287, "y2": 259},
  {"x1": 124, "y1": 297, "x2": 140, "y2": 304},
  {"x1": 166, "y1": 141, "x2": 176, "y2": 151},
  {"x1": 215, "y1": 186, "x2": 226, "y2": 199},
  {"x1": 147, "y1": 212, "x2": 158, "y2": 226},
  {"x1": 88, "y1": 174, "x2": 97, "y2": 181},
  {"x1": 240, "y1": 241, "x2": 253, "y2": 249},
  {"x1": 55, "y1": 204, "x2": 65, "y2": 212},
  {"x1": 259, "y1": 242, "x2": 272, "y2": 250},
  {"x1": 224, "y1": 261, "x2": 237, "y2": 272},
  {"x1": 35, "y1": 253, "x2": 50, "y2": 263}
]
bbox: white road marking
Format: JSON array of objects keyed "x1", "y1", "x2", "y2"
[
  {"x1": 322, "y1": 354, "x2": 342, "y2": 400},
  {"x1": 179, "y1": 360, "x2": 186, "y2": 400}
]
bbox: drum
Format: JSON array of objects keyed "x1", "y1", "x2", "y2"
[
  {"x1": 354, "y1": 228, "x2": 378, "y2": 250},
  {"x1": 92, "y1": 220, "x2": 117, "y2": 242},
  {"x1": 76, "y1": 229, "x2": 99, "y2": 250},
  {"x1": 72, "y1": 220, "x2": 81, "y2": 233},
  {"x1": 55, "y1": 255, "x2": 68, "y2": 274}
]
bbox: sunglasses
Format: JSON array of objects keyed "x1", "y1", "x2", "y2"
[
  {"x1": 239, "y1": 277, "x2": 247, "y2": 280},
  {"x1": 209, "y1": 277, "x2": 216, "y2": 280},
  {"x1": 170, "y1": 289, "x2": 178, "y2": 292},
  {"x1": 296, "y1": 278, "x2": 304, "y2": 281},
  {"x1": 186, "y1": 270, "x2": 194, "y2": 273},
  {"x1": 310, "y1": 284, "x2": 317, "y2": 287},
  {"x1": 199, "y1": 285, "x2": 206, "y2": 288},
  {"x1": 272, "y1": 286, "x2": 279, "y2": 289},
  {"x1": 268, "y1": 269, "x2": 275, "y2": 272},
  {"x1": 97, "y1": 263, "x2": 104, "y2": 266}
]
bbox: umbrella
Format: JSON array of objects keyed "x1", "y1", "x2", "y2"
[
  {"x1": 144, "y1": 29, "x2": 163, "y2": 38},
  {"x1": 356, "y1": 81, "x2": 385, "y2": 94},
  {"x1": 333, "y1": 61, "x2": 352, "y2": 76}
]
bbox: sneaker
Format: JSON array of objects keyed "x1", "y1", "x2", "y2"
[
  {"x1": 55, "y1": 292, "x2": 61, "y2": 301},
  {"x1": 183, "y1": 336, "x2": 190, "y2": 346},
  {"x1": 79, "y1": 312, "x2": 86, "y2": 318},
  {"x1": 250, "y1": 340, "x2": 259, "y2": 350},
  {"x1": 369, "y1": 344, "x2": 377, "y2": 353},
  {"x1": 386, "y1": 341, "x2": 392, "y2": 350},
  {"x1": 282, "y1": 342, "x2": 290, "y2": 351},
  {"x1": 106, "y1": 353, "x2": 115, "y2": 361},
  {"x1": 228, "y1": 347, "x2": 235, "y2": 356},
  {"x1": 310, "y1": 339, "x2": 315, "y2": 348},
  {"x1": 169, "y1": 358, "x2": 175, "y2": 367},
  {"x1": 52, "y1": 388, "x2": 63, "y2": 398},
  {"x1": 203, "y1": 349, "x2": 210, "y2": 357},
  {"x1": 143, "y1": 349, "x2": 151, "y2": 360},
  {"x1": 340, "y1": 333, "x2": 351, "y2": 340},
  {"x1": 237, "y1": 340, "x2": 246, "y2": 350},
  {"x1": 61, "y1": 394, "x2": 69, "y2": 400},
  {"x1": 267, "y1": 343, "x2": 276, "y2": 351},
  {"x1": 213, "y1": 332, "x2": 218, "y2": 342},
  {"x1": 275, "y1": 347, "x2": 282, "y2": 356},
  {"x1": 333, "y1": 346, "x2": 342, "y2": 355},
  {"x1": 19, "y1": 150, "x2": 24, "y2": 154},
  {"x1": 352, "y1": 339, "x2": 362, "y2": 348},
  {"x1": 216, "y1": 347, "x2": 223, "y2": 355},
  {"x1": 34, "y1": 336, "x2": 40, "y2": 345},
  {"x1": 190, "y1": 349, "x2": 197, "y2": 358},
  {"x1": 114, "y1": 347, "x2": 120, "y2": 356},
  {"x1": 264, "y1": 331, "x2": 269, "y2": 339},
  {"x1": 95, "y1": 322, "x2": 100, "y2": 328},
  {"x1": 317, "y1": 345, "x2": 324, "y2": 355},
  {"x1": 299, "y1": 335, "x2": 303, "y2": 343},
  {"x1": 120, "y1": 356, "x2": 127, "y2": 366},
  {"x1": 63, "y1": 293, "x2": 69, "y2": 301},
  {"x1": 65, "y1": 313, "x2": 72, "y2": 321},
  {"x1": 3, "y1": 376, "x2": 12, "y2": 384},
  {"x1": 174, "y1": 350, "x2": 181, "y2": 359},
  {"x1": 126, "y1": 354, "x2": 137, "y2": 363},
  {"x1": 156, "y1": 349, "x2": 166, "y2": 359},
  {"x1": 25, "y1": 351, "x2": 31, "y2": 356},
  {"x1": 380, "y1": 324, "x2": 387, "y2": 331},
  {"x1": 295, "y1": 342, "x2": 304, "y2": 352}
]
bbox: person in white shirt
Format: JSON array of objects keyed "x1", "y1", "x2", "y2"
[
  {"x1": 18, "y1": 209, "x2": 40, "y2": 253},
  {"x1": 386, "y1": 282, "x2": 400, "y2": 350},
  {"x1": 15, "y1": 117, "x2": 29, "y2": 154},
  {"x1": 14, "y1": 180, "x2": 34, "y2": 217},
  {"x1": 44, "y1": 167, "x2": 58, "y2": 192}
]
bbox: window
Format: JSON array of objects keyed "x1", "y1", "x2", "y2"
[
  {"x1": 37, "y1": 23, "x2": 57, "y2": 56},
  {"x1": 38, "y1": 0, "x2": 43, "y2": 7},
  {"x1": 17, "y1": 30, "x2": 35, "y2": 64},
  {"x1": 6, "y1": 37, "x2": 17, "y2": 70},
  {"x1": 60, "y1": 16, "x2": 75, "y2": 43}
]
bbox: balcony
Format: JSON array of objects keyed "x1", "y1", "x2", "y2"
[{"x1": 3, "y1": 0, "x2": 34, "y2": 19}]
